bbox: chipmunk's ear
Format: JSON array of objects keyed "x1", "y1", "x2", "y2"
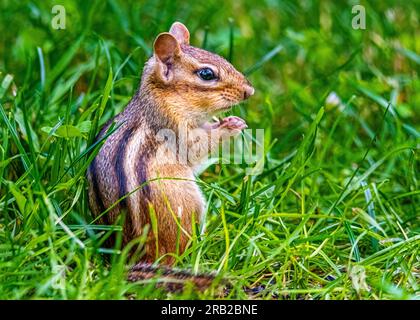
[
  {"x1": 169, "y1": 22, "x2": 190, "y2": 45},
  {"x1": 154, "y1": 32, "x2": 180, "y2": 62},
  {"x1": 153, "y1": 32, "x2": 180, "y2": 82}
]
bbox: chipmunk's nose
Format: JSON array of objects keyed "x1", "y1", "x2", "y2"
[{"x1": 243, "y1": 84, "x2": 255, "y2": 100}]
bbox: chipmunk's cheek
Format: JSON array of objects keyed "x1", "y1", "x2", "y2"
[
  {"x1": 219, "y1": 88, "x2": 236, "y2": 104},
  {"x1": 197, "y1": 94, "x2": 220, "y2": 113}
]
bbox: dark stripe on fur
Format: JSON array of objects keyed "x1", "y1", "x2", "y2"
[
  {"x1": 137, "y1": 154, "x2": 151, "y2": 198},
  {"x1": 115, "y1": 126, "x2": 134, "y2": 208}
]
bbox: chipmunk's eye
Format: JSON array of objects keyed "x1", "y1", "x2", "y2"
[{"x1": 197, "y1": 68, "x2": 217, "y2": 81}]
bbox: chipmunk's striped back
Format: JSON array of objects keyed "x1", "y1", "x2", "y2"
[{"x1": 87, "y1": 93, "x2": 159, "y2": 252}]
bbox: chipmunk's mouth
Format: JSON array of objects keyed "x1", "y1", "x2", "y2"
[
  {"x1": 214, "y1": 105, "x2": 235, "y2": 115},
  {"x1": 220, "y1": 97, "x2": 242, "y2": 109},
  {"x1": 210, "y1": 96, "x2": 243, "y2": 116}
]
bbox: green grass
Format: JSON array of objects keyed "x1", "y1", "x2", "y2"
[{"x1": 0, "y1": 0, "x2": 419, "y2": 299}]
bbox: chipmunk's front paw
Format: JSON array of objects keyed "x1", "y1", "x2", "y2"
[{"x1": 218, "y1": 116, "x2": 248, "y2": 134}]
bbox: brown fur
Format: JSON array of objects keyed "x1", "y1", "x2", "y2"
[{"x1": 87, "y1": 22, "x2": 254, "y2": 288}]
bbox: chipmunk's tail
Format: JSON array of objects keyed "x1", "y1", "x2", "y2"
[{"x1": 128, "y1": 262, "x2": 219, "y2": 292}]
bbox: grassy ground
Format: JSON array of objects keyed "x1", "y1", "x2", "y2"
[{"x1": 0, "y1": 0, "x2": 419, "y2": 299}]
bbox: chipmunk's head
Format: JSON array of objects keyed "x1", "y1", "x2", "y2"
[{"x1": 144, "y1": 22, "x2": 254, "y2": 122}]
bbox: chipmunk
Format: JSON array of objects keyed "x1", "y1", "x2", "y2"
[{"x1": 87, "y1": 22, "x2": 254, "y2": 290}]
